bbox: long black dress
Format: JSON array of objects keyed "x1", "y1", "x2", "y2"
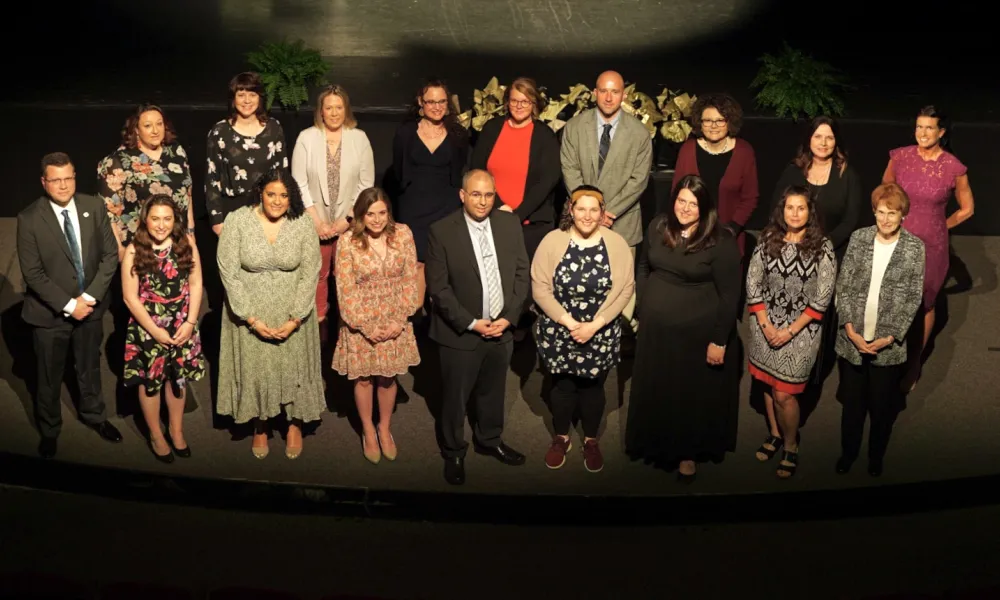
[
  {"x1": 395, "y1": 136, "x2": 462, "y2": 262},
  {"x1": 626, "y1": 217, "x2": 742, "y2": 468}
]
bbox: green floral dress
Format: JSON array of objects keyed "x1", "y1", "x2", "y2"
[{"x1": 123, "y1": 247, "x2": 205, "y2": 392}]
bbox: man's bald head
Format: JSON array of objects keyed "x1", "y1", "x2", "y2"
[{"x1": 594, "y1": 70, "x2": 625, "y2": 120}]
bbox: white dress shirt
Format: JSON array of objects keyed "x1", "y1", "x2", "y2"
[
  {"x1": 596, "y1": 109, "x2": 622, "y2": 146},
  {"x1": 464, "y1": 212, "x2": 503, "y2": 330},
  {"x1": 50, "y1": 197, "x2": 96, "y2": 317}
]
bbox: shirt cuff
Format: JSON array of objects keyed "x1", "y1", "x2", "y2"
[
  {"x1": 467, "y1": 319, "x2": 477, "y2": 331},
  {"x1": 82, "y1": 293, "x2": 96, "y2": 304},
  {"x1": 63, "y1": 297, "x2": 77, "y2": 317}
]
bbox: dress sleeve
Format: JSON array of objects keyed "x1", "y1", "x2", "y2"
[
  {"x1": 216, "y1": 211, "x2": 251, "y2": 319},
  {"x1": 398, "y1": 226, "x2": 421, "y2": 321},
  {"x1": 334, "y1": 233, "x2": 380, "y2": 338},
  {"x1": 205, "y1": 125, "x2": 227, "y2": 226},
  {"x1": 710, "y1": 235, "x2": 742, "y2": 346},
  {"x1": 745, "y1": 241, "x2": 767, "y2": 313},
  {"x1": 805, "y1": 240, "x2": 837, "y2": 320},
  {"x1": 271, "y1": 119, "x2": 289, "y2": 170},
  {"x1": 827, "y1": 166, "x2": 862, "y2": 251},
  {"x1": 291, "y1": 219, "x2": 321, "y2": 321},
  {"x1": 97, "y1": 151, "x2": 128, "y2": 240}
]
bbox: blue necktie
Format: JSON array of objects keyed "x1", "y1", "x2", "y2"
[{"x1": 62, "y1": 209, "x2": 86, "y2": 294}]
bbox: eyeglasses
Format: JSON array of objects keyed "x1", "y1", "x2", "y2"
[
  {"x1": 702, "y1": 119, "x2": 727, "y2": 127},
  {"x1": 509, "y1": 99, "x2": 533, "y2": 108},
  {"x1": 467, "y1": 191, "x2": 496, "y2": 200},
  {"x1": 422, "y1": 99, "x2": 449, "y2": 107},
  {"x1": 45, "y1": 175, "x2": 76, "y2": 185}
]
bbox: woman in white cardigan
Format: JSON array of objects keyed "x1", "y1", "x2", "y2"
[{"x1": 292, "y1": 85, "x2": 375, "y2": 337}]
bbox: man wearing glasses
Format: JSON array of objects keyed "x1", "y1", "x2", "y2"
[{"x1": 17, "y1": 152, "x2": 123, "y2": 458}]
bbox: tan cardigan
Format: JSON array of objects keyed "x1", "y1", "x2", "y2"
[{"x1": 531, "y1": 226, "x2": 635, "y2": 325}]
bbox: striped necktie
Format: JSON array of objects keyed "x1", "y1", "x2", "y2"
[
  {"x1": 476, "y1": 224, "x2": 502, "y2": 319},
  {"x1": 598, "y1": 123, "x2": 612, "y2": 175}
]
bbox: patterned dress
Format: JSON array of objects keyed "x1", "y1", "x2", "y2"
[
  {"x1": 205, "y1": 119, "x2": 288, "y2": 226},
  {"x1": 535, "y1": 239, "x2": 621, "y2": 377},
  {"x1": 97, "y1": 144, "x2": 192, "y2": 246},
  {"x1": 216, "y1": 206, "x2": 324, "y2": 424},
  {"x1": 746, "y1": 238, "x2": 837, "y2": 393},
  {"x1": 333, "y1": 226, "x2": 421, "y2": 379},
  {"x1": 889, "y1": 145, "x2": 967, "y2": 310},
  {"x1": 123, "y1": 247, "x2": 205, "y2": 393}
]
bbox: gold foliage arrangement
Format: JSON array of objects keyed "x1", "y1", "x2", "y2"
[{"x1": 455, "y1": 77, "x2": 696, "y2": 143}]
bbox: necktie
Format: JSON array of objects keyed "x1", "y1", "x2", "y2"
[
  {"x1": 62, "y1": 209, "x2": 86, "y2": 294},
  {"x1": 477, "y1": 225, "x2": 503, "y2": 320},
  {"x1": 598, "y1": 123, "x2": 612, "y2": 176}
]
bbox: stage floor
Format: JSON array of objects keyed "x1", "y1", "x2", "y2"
[{"x1": 2, "y1": 225, "x2": 999, "y2": 503}]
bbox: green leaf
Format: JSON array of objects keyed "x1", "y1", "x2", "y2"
[
  {"x1": 750, "y1": 42, "x2": 849, "y2": 121},
  {"x1": 245, "y1": 38, "x2": 331, "y2": 112}
]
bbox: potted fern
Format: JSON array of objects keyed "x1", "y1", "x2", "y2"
[
  {"x1": 246, "y1": 39, "x2": 331, "y2": 112},
  {"x1": 750, "y1": 42, "x2": 850, "y2": 121}
]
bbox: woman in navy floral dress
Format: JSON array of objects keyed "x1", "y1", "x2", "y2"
[{"x1": 122, "y1": 195, "x2": 205, "y2": 463}]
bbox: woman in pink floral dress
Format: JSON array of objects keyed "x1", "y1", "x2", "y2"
[
  {"x1": 122, "y1": 195, "x2": 206, "y2": 463},
  {"x1": 334, "y1": 187, "x2": 421, "y2": 464},
  {"x1": 882, "y1": 105, "x2": 976, "y2": 390}
]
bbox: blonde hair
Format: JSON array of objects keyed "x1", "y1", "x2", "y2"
[
  {"x1": 504, "y1": 77, "x2": 543, "y2": 119},
  {"x1": 314, "y1": 85, "x2": 357, "y2": 130}
]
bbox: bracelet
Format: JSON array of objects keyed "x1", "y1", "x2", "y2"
[{"x1": 185, "y1": 319, "x2": 197, "y2": 325}]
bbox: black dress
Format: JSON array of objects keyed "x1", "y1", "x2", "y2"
[
  {"x1": 626, "y1": 217, "x2": 742, "y2": 467},
  {"x1": 205, "y1": 118, "x2": 289, "y2": 227},
  {"x1": 772, "y1": 162, "x2": 862, "y2": 256},
  {"x1": 395, "y1": 137, "x2": 462, "y2": 262}
]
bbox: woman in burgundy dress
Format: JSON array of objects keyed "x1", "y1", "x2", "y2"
[
  {"x1": 672, "y1": 93, "x2": 759, "y2": 257},
  {"x1": 882, "y1": 105, "x2": 975, "y2": 390}
]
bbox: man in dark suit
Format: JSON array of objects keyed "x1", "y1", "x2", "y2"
[
  {"x1": 426, "y1": 169, "x2": 530, "y2": 485},
  {"x1": 17, "y1": 152, "x2": 123, "y2": 458}
]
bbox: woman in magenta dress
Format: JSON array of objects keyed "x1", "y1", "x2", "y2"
[{"x1": 882, "y1": 105, "x2": 975, "y2": 390}]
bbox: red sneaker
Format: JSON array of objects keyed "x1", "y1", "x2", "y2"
[
  {"x1": 544, "y1": 436, "x2": 572, "y2": 469},
  {"x1": 583, "y1": 439, "x2": 604, "y2": 473}
]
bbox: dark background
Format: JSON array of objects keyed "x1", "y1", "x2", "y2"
[{"x1": 5, "y1": 0, "x2": 998, "y2": 232}]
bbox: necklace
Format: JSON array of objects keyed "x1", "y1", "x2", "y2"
[{"x1": 699, "y1": 137, "x2": 731, "y2": 155}]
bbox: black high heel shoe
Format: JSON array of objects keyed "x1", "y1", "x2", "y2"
[{"x1": 150, "y1": 439, "x2": 174, "y2": 464}]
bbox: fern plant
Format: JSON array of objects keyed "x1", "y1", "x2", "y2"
[
  {"x1": 246, "y1": 39, "x2": 330, "y2": 112},
  {"x1": 750, "y1": 43, "x2": 849, "y2": 121}
]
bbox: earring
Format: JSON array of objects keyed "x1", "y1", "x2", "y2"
[{"x1": 418, "y1": 107, "x2": 424, "y2": 117}]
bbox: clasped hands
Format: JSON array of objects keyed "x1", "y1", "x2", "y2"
[
  {"x1": 558, "y1": 313, "x2": 604, "y2": 345},
  {"x1": 70, "y1": 295, "x2": 97, "y2": 321},
  {"x1": 150, "y1": 321, "x2": 196, "y2": 347},
  {"x1": 247, "y1": 317, "x2": 300, "y2": 341},
  {"x1": 845, "y1": 324, "x2": 893, "y2": 355},
  {"x1": 756, "y1": 315, "x2": 795, "y2": 349},
  {"x1": 367, "y1": 321, "x2": 405, "y2": 343},
  {"x1": 472, "y1": 318, "x2": 512, "y2": 339},
  {"x1": 318, "y1": 217, "x2": 351, "y2": 241}
]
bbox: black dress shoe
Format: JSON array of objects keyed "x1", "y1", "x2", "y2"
[
  {"x1": 835, "y1": 456, "x2": 854, "y2": 474},
  {"x1": 173, "y1": 445, "x2": 192, "y2": 459},
  {"x1": 868, "y1": 459, "x2": 884, "y2": 477},
  {"x1": 151, "y1": 444, "x2": 175, "y2": 464},
  {"x1": 91, "y1": 421, "x2": 123, "y2": 443},
  {"x1": 38, "y1": 437, "x2": 57, "y2": 459},
  {"x1": 444, "y1": 457, "x2": 465, "y2": 485},
  {"x1": 475, "y1": 441, "x2": 526, "y2": 466}
]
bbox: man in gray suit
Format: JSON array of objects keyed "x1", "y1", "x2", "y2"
[
  {"x1": 17, "y1": 152, "x2": 123, "y2": 458},
  {"x1": 560, "y1": 70, "x2": 652, "y2": 331}
]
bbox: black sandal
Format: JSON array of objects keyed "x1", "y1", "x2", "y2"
[
  {"x1": 755, "y1": 435, "x2": 784, "y2": 462},
  {"x1": 777, "y1": 449, "x2": 799, "y2": 478}
]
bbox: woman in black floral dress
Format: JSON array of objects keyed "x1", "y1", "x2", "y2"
[
  {"x1": 98, "y1": 103, "x2": 195, "y2": 259},
  {"x1": 122, "y1": 195, "x2": 206, "y2": 463},
  {"x1": 206, "y1": 72, "x2": 289, "y2": 235},
  {"x1": 531, "y1": 186, "x2": 635, "y2": 473}
]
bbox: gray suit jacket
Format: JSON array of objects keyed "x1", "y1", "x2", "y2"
[
  {"x1": 17, "y1": 194, "x2": 119, "y2": 328},
  {"x1": 834, "y1": 226, "x2": 925, "y2": 366},
  {"x1": 559, "y1": 108, "x2": 652, "y2": 246}
]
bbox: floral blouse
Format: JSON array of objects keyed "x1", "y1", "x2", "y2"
[
  {"x1": 97, "y1": 144, "x2": 192, "y2": 246},
  {"x1": 205, "y1": 118, "x2": 288, "y2": 226}
]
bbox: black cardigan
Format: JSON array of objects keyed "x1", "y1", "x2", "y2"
[
  {"x1": 470, "y1": 117, "x2": 562, "y2": 225},
  {"x1": 390, "y1": 119, "x2": 469, "y2": 200}
]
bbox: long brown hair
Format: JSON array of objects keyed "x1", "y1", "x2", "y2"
[
  {"x1": 349, "y1": 187, "x2": 397, "y2": 252},
  {"x1": 761, "y1": 185, "x2": 826, "y2": 262},
  {"x1": 121, "y1": 103, "x2": 178, "y2": 149},
  {"x1": 661, "y1": 174, "x2": 718, "y2": 253},
  {"x1": 131, "y1": 195, "x2": 194, "y2": 278},
  {"x1": 792, "y1": 115, "x2": 847, "y2": 176}
]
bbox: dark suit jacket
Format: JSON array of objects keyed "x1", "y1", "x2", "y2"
[
  {"x1": 470, "y1": 117, "x2": 562, "y2": 225},
  {"x1": 425, "y1": 208, "x2": 530, "y2": 350},
  {"x1": 17, "y1": 194, "x2": 119, "y2": 328}
]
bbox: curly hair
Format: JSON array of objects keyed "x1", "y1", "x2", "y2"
[
  {"x1": 409, "y1": 77, "x2": 468, "y2": 143},
  {"x1": 660, "y1": 174, "x2": 718, "y2": 253},
  {"x1": 252, "y1": 167, "x2": 306, "y2": 220},
  {"x1": 793, "y1": 115, "x2": 847, "y2": 176},
  {"x1": 689, "y1": 93, "x2": 743, "y2": 138},
  {"x1": 131, "y1": 195, "x2": 194, "y2": 278},
  {"x1": 348, "y1": 187, "x2": 397, "y2": 252},
  {"x1": 120, "y1": 103, "x2": 178, "y2": 149},
  {"x1": 760, "y1": 185, "x2": 826, "y2": 263},
  {"x1": 559, "y1": 185, "x2": 605, "y2": 231}
]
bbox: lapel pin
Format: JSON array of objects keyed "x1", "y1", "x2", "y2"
[{"x1": 83, "y1": 212, "x2": 90, "y2": 218}]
